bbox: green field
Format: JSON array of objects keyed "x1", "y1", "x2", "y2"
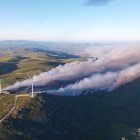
[
  {"x1": 12, "y1": 96, "x2": 31, "y2": 117},
  {"x1": 0, "y1": 94, "x2": 14, "y2": 120},
  {"x1": 0, "y1": 48, "x2": 80, "y2": 87}
]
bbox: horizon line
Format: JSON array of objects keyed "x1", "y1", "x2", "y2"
[{"x1": 0, "y1": 39, "x2": 140, "y2": 44}]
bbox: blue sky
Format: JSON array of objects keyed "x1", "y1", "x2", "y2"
[{"x1": 0, "y1": 0, "x2": 140, "y2": 42}]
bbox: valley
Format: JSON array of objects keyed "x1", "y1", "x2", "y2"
[{"x1": 0, "y1": 48, "x2": 80, "y2": 87}]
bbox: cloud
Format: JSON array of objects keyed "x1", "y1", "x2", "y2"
[{"x1": 86, "y1": 0, "x2": 112, "y2": 6}]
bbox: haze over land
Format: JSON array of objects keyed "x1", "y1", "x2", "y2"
[
  {"x1": 5, "y1": 42, "x2": 140, "y2": 96},
  {"x1": 1, "y1": 45, "x2": 140, "y2": 140}
]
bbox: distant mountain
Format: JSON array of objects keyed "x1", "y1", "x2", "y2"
[
  {"x1": 0, "y1": 40, "x2": 109, "y2": 54},
  {"x1": 30, "y1": 48, "x2": 79, "y2": 58}
]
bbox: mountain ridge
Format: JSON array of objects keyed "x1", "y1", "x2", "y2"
[{"x1": 1, "y1": 76, "x2": 140, "y2": 140}]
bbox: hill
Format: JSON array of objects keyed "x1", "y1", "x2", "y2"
[{"x1": 0, "y1": 77, "x2": 140, "y2": 140}]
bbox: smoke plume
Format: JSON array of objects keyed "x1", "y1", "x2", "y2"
[{"x1": 6, "y1": 44, "x2": 140, "y2": 96}]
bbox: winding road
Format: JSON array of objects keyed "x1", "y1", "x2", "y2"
[{"x1": 0, "y1": 94, "x2": 31, "y2": 123}]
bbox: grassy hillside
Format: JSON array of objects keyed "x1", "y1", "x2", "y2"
[
  {"x1": 0, "y1": 77, "x2": 140, "y2": 140},
  {"x1": 0, "y1": 48, "x2": 80, "y2": 87},
  {"x1": 0, "y1": 94, "x2": 14, "y2": 120}
]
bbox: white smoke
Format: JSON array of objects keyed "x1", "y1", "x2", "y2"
[
  {"x1": 57, "y1": 63, "x2": 140, "y2": 95},
  {"x1": 6, "y1": 44, "x2": 140, "y2": 96}
]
